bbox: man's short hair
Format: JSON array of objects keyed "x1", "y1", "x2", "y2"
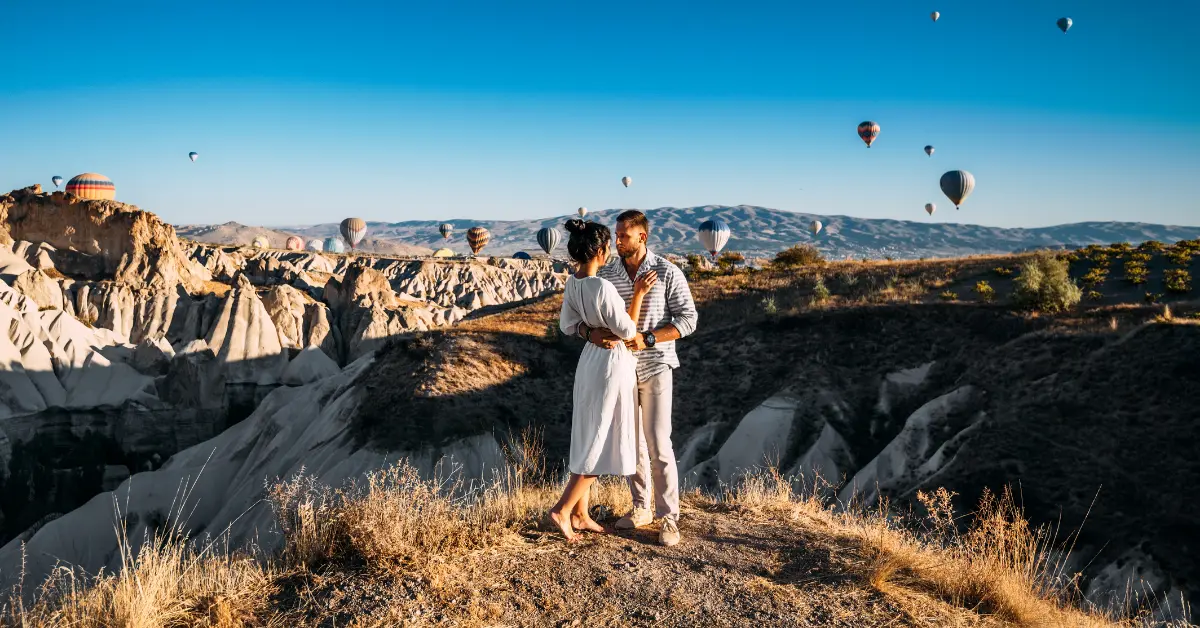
[{"x1": 616, "y1": 209, "x2": 650, "y2": 233}]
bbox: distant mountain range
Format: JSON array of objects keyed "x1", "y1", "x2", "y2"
[{"x1": 176, "y1": 206, "x2": 1200, "y2": 260}]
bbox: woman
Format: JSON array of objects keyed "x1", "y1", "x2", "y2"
[{"x1": 550, "y1": 218, "x2": 657, "y2": 542}]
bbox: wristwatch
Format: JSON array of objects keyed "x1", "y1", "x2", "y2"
[{"x1": 643, "y1": 330, "x2": 657, "y2": 348}]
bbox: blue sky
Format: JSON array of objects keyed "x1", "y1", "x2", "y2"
[{"x1": 1, "y1": 0, "x2": 1197, "y2": 228}]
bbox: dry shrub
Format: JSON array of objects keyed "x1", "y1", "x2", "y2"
[
  {"x1": 772, "y1": 244, "x2": 825, "y2": 269},
  {"x1": 1014, "y1": 252, "x2": 1082, "y2": 313}
]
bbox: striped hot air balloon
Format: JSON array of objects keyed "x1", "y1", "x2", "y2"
[
  {"x1": 252, "y1": 235, "x2": 270, "y2": 248},
  {"x1": 324, "y1": 237, "x2": 345, "y2": 253},
  {"x1": 466, "y1": 227, "x2": 491, "y2": 255},
  {"x1": 307, "y1": 239, "x2": 324, "y2": 252},
  {"x1": 340, "y1": 217, "x2": 367, "y2": 249},
  {"x1": 439, "y1": 223, "x2": 453, "y2": 240},
  {"x1": 65, "y1": 173, "x2": 115, "y2": 200},
  {"x1": 697, "y1": 219, "x2": 731, "y2": 260},
  {"x1": 931, "y1": 11, "x2": 939, "y2": 22},
  {"x1": 857, "y1": 122, "x2": 880, "y2": 148},
  {"x1": 939, "y1": 170, "x2": 976, "y2": 209},
  {"x1": 51, "y1": 176, "x2": 63, "y2": 189},
  {"x1": 285, "y1": 236, "x2": 304, "y2": 250},
  {"x1": 536, "y1": 227, "x2": 560, "y2": 255},
  {"x1": 925, "y1": 145, "x2": 935, "y2": 156},
  {"x1": 925, "y1": 203, "x2": 937, "y2": 216}
]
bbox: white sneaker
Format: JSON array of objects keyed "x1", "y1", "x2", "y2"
[
  {"x1": 615, "y1": 508, "x2": 653, "y2": 530},
  {"x1": 659, "y1": 518, "x2": 681, "y2": 547}
]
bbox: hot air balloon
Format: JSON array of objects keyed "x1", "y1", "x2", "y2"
[
  {"x1": 697, "y1": 219, "x2": 731, "y2": 260},
  {"x1": 513, "y1": 251, "x2": 532, "y2": 260},
  {"x1": 939, "y1": 170, "x2": 975, "y2": 209},
  {"x1": 857, "y1": 121, "x2": 880, "y2": 148},
  {"x1": 925, "y1": 203, "x2": 936, "y2": 216},
  {"x1": 467, "y1": 227, "x2": 491, "y2": 255},
  {"x1": 1057, "y1": 17, "x2": 1071, "y2": 33},
  {"x1": 252, "y1": 235, "x2": 270, "y2": 249},
  {"x1": 439, "y1": 223, "x2": 453, "y2": 240},
  {"x1": 536, "y1": 227, "x2": 560, "y2": 255},
  {"x1": 810, "y1": 221, "x2": 823, "y2": 235},
  {"x1": 65, "y1": 173, "x2": 115, "y2": 200},
  {"x1": 51, "y1": 176, "x2": 63, "y2": 189},
  {"x1": 324, "y1": 237, "x2": 345, "y2": 253},
  {"x1": 931, "y1": 11, "x2": 939, "y2": 22},
  {"x1": 340, "y1": 217, "x2": 367, "y2": 249},
  {"x1": 285, "y1": 236, "x2": 304, "y2": 250},
  {"x1": 621, "y1": 176, "x2": 632, "y2": 188},
  {"x1": 307, "y1": 239, "x2": 324, "y2": 252},
  {"x1": 925, "y1": 145, "x2": 935, "y2": 157},
  {"x1": 577, "y1": 207, "x2": 588, "y2": 218},
  {"x1": 432, "y1": 248, "x2": 455, "y2": 258},
  {"x1": 188, "y1": 152, "x2": 198, "y2": 162}
]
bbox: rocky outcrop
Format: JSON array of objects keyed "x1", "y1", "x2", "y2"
[{"x1": 0, "y1": 186, "x2": 203, "y2": 291}]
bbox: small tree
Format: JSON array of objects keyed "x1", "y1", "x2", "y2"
[
  {"x1": 1013, "y1": 252, "x2": 1082, "y2": 313},
  {"x1": 717, "y1": 251, "x2": 745, "y2": 272},
  {"x1": 772, "y1": 244, "x2": 825, "y2": 269}
]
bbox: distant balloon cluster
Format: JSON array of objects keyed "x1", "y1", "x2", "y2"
[{"x1": 44, "y1": 10, "x2": 1074, "y2": 262}]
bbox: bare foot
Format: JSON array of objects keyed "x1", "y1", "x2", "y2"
[
  {"x1": 572, "y1": 515, "x2": 607, "y2": 534},
  {"x1": 548, "y1": 510, "x2": 578, "y2": 542}
]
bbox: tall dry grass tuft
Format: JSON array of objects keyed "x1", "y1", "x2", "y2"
[
  {"x1": 714, "y1": 467, "x2": 1149, "y2": 628},
  {"x1": 1, "y1": 476, "x2": 272, "y2": 628}
]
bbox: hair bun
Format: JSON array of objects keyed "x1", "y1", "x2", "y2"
[{"x1": 564, "y1": 218, "x2": 587, "y2": 234}]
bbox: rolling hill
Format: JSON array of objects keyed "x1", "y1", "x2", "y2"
[{"x1": 186, "y1": 206, "x2": 1200, "y2": 260}]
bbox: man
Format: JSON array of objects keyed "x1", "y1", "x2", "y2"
[{"x1": 573, "y1": 210, "x2": 698, "y2": 547}]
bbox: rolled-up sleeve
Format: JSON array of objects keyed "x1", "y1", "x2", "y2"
[{"x1": 664, "y1": 264, "x2": 698, "y2": 338}]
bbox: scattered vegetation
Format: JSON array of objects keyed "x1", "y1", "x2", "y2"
[
  {"x1": 1085, "y1": 290, "x2": 1103, "y2": 301},
  {"x1": 939, "y1": 290, "x2": 958, "y2": 301},
  {"x1": 972, "y1": 281, "x2": 995, "y2": 303},
  {"x1": 1122, "y1": 259, "x2": 1149, "y2": 285},
  {"x1": 771, "y1": 244, "x2": 825, "y2": 269},
  {"x1": 1144, "y1": 292, "x2": 1164, "y2": 304},
  {"x1": 1013, "y1": 252, "x2": 1082, "y2": 313},
  {"x1": 812, "y1": 276, "x2": 831, "y2": 303},
  {"x1": 1081, "y1": 266, "x2": 1109, "y2": 287},
  {"x1": 1137, "y1": 240, "x2": 1165, "y2": 253},
  {"x1": 992, "y1": 266, "x2": 1014, "y2": 277}
]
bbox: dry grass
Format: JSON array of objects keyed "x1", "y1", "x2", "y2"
[{"x1": 4, "y1": 440, "x2": 1181, "y2": 627}]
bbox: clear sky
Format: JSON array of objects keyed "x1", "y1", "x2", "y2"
[{"x1": 1, "y1": 0, "x2": 1197, "y2": 228}]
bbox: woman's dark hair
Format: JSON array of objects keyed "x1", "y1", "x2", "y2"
[{"x1": 564, "y1": 219, "x2": 611, "y2": 264}]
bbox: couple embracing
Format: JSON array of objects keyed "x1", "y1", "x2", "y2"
[{"x1": 550, "y1": 210, "x2": 698, "y2": 546}]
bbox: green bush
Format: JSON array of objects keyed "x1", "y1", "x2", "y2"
[
  {"x1": 761, "y1": 297, "x2": 778, "y2": 315},
  {"x1": 1109, "y1": 241, "x2": 1133, "y2": 254},
  {"x1": 992, "y1": 267, "x2": 1014, "y2": 277},
  {"x1": 939, "y1": 290, "x2": 958, "y2": 301},
  {"x1": 1127, "y1": 252, "x2": 1153, "y2": 263},
  {"x1": 973, "y1": 281, "x2": 995, "y2": 303},
  {"x1": 1085, "y1": 290, "x2": 1103, "y2": 301},
  {"x1": 1165, "y1": 247, "x2": 1193, "y2": 266},
  {"x1": 773, "y1": 244, "x2": 826, "y2": 269},
  {"x1": 1164, "y1": 268, "x2": 1192, "y2": 293},
  {"x1": 812, "y1": 276, "x2": 831, "y2": 302},
  {"x1": 1081, "y1": 267, "x2": 1108, "y2": 286},
  {"x1": 1138, "y1": 240, "x2": 1165, "y2": 253},
  {"x1": 1123, "y1": 260, "x2": 1149, "y2": 285},
  {"x1": 1013, "y1": 252, "x2": 1082, "y2": 313},
  {"x1": 1145, "y1": 292, "x2": 1163, "y2": 304}
]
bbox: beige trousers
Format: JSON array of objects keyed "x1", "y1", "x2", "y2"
[{"x1": 627, "y1": 369, "x2": 680, "y2": 521}]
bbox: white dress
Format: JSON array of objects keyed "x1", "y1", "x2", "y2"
[{"x1": 558, "y1": 275, "x2": 640, "y2": 476}]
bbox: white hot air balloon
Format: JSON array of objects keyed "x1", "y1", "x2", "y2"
[
  {"x1": 577, "y1": 207, "x2": 588, "y2": 218},
  {"x1": 931, "y1": 11, "x2": 940, "y2": 22},
  {"x1": 697, "y1": 219, "x2": 731, "y2": 259},
  {"x1": 51, "y1": 176, "x2": 63, "y2": 189},
  {"x1": 621, "y1": 176, "x2": 632, "y2": 188},
  {"x1": 188, "y1": 152, "x2": 198, "y2": 162},
  {"x1": 810, "y1": 220, "x2": 823, "y2": 235},
  {"x1": 924, "y1": 145, "x2": 935, "y2": 157},
  {"x1": 925, "y1": 203, "x2": 936, "y2": 216}
]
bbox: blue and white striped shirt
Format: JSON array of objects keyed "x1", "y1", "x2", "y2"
[{"x1": 597, "y1": 250, "x2": 698, "y2": 382}]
